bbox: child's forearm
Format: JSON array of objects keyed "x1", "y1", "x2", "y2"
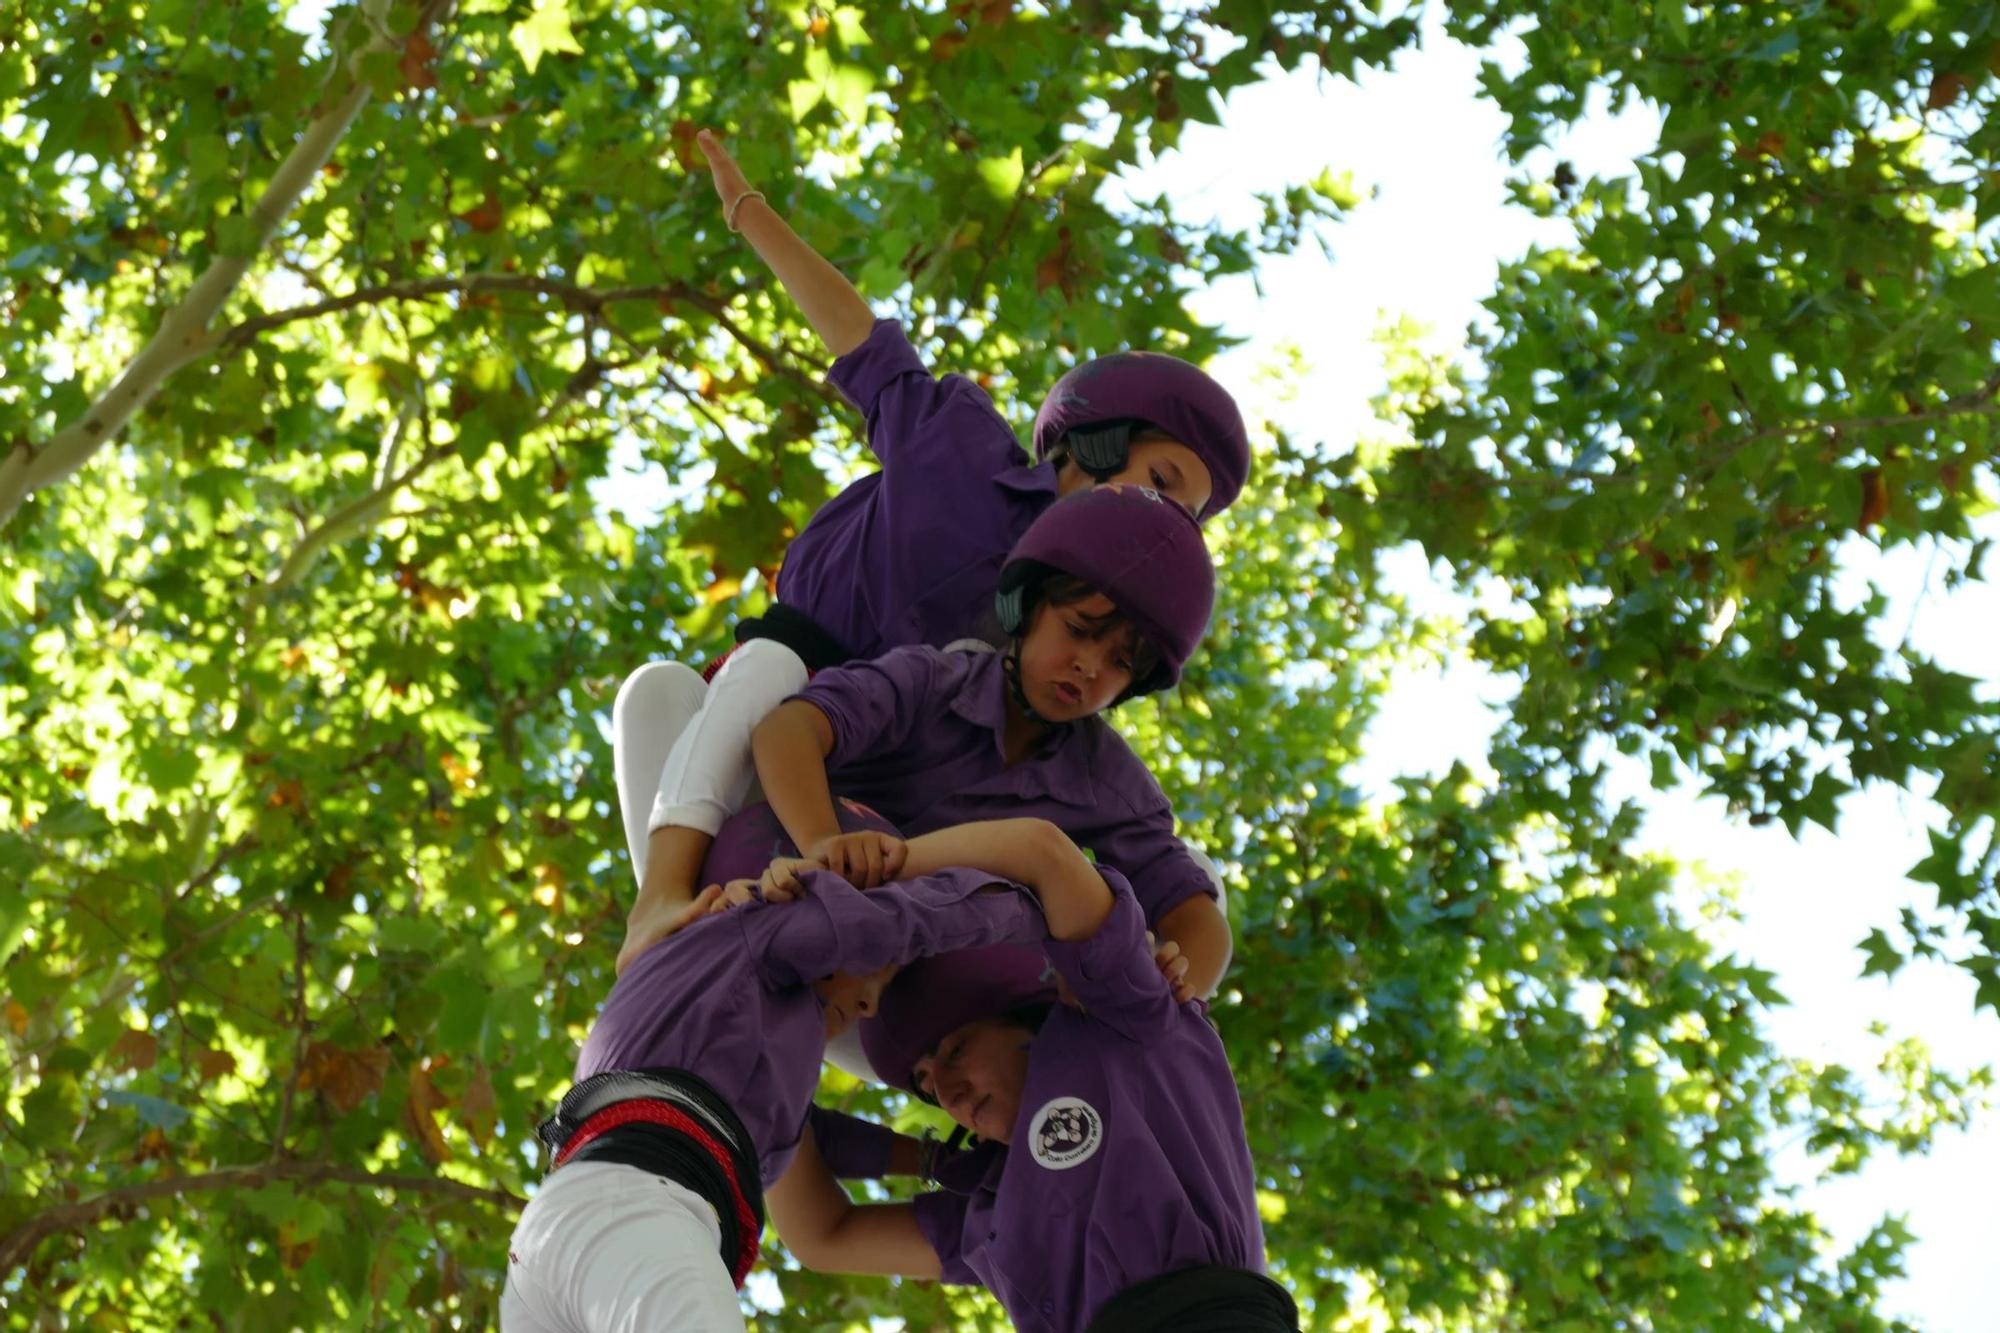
[
  {"x1": 769, "y1": 1124, "x2": 941, "y2": 1277},
  {"x1": 1157, "y1": 893, "x2": 1233, "y2": 999},
  {"x1": 899, "y1": 819, "x2": 1112, "y2": 941},
  {"x1": 732, "y1": 198, "x2": 875, "y2": 358},
  {"x1": 751, "y1": 701, "x2": 845, "y2": 855},
  {"x1": 769, "y1": 1122, "x2": 858, "y2": 1267}
]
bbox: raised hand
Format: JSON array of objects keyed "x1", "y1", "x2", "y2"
[{"x1": 695, "y1": 129, "x2": 760, "y2": 228}]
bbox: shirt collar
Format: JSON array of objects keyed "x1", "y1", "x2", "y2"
[{"x1": 944, "y1": 651, "x2": 1102, "y2": 805}]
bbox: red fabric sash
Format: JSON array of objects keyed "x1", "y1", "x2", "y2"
[{"x1": 554, "y1": 1099, "x2": 761, "y2": 1288}]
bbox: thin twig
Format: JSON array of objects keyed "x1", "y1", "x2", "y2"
[{"x1": 269, "y1": 911, "x2": 312, "y2": 1162}]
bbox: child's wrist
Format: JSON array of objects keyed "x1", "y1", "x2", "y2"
[{"x1": 727, "y1": 190, "x2": 767, "y2": 232}]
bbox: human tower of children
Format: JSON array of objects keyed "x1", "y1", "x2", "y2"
[{"x1": 498, "y1": 131, "x2": 1300, "y2": 1332}]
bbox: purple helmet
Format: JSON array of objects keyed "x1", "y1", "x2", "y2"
[
  {"x1": 994, "y1": 484, "x2": 1215, "y2": 695},
  {"x1": 859, "y1": 944, "x2": 1059, "y2": 1093},
  {"x1": 700, "y1": 798, "x2": 899, "y2": 886},
  {"x1": 1032, "y1": 351, "x2": 1251, "y2": 520}
]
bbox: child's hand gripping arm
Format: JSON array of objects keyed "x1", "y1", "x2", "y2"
[
  {"x1": 892, "y1": 818, "x2": 1113, "y2": 943},
  {"x1": 697, "y1": 130, "x2": 874, "y2": 358},
  {"x1": 749, "y1": 700, "x2": 906, "y2": 888}
]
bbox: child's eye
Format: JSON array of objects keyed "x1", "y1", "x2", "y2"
[
  {"x1": 1150, "y1": 470, "x2": 1168, "y2": 490},
  {"x1": 1065, "y1": 620, "x2": 1089, "y2": 638}
]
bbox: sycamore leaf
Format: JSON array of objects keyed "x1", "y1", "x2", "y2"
[
  {"x1": 977, "y1": 148, "x2": 1025, "y2": 199},
  {"x1": 510, "y1": 0, "x2": 582, "y2": 74},
  {"x1": 1858, "y1": 928, "x2": 1904, "y2": 980}
]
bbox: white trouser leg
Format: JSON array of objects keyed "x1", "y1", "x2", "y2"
[
  {"x1": 500, "y1": 1161, "x2": 748, "y2": 1333},
  {"x1": 611, "y1": 662, "x2": 709, "y2": 891},
  {"x1": 650, "y1": 638, "x2": 808, "y2": 837}
]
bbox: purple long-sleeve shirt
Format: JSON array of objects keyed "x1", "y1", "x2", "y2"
[
  {"x1": 911, "y1": 868, "x2": 1265, "y2": 1333},
  {"x1": 775, "y1": 319, "x2": 1057, "y2": 657},
  {"x1": 577, "y1": 867, "x2": 1046, "y2": 1187},
  {"x1": 794, "y1": 644, "x2": 1216, "y2": 926}
]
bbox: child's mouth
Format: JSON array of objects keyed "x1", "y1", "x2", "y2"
[{"x1": 1054, "y1": 682, "x2": 1083, "y2": 706}]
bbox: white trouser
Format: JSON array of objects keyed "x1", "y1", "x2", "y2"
[
  {"x1": 610, "y1": 662, "x2": 710, "y2": 890},
  {"x1": 646, "y1": 638, "x2": 808, "y2": 838},
  {"x1": 500, "y1": 1161, "x2": 747, "y2": 1333}
]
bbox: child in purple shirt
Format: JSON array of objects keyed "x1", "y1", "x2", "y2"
[
  {"x1": 501, "y1": 802, "x2": 1119, "y2": 1332},
  {"x1": 617, "y1": 129, "x2": 1253, "y2": 973},
  {"x1": 755, "y1": 830, "x2": 1297, "y2": 1333},
  {"x1": 752, "y1": 483, "x2": 1235, "y2": 1005}
]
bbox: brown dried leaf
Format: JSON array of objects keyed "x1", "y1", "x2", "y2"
[
  {"x1": 109, "y1": 1028, "x2": 158, "y2": 1073},
  {"x1": 404, "y1": 1058, "x2": 453, "y2": 1164},
  {"x1": 1858, "y1": 468, "x2": 1890, "y2": 529},
  {"x1": 399, "y1": 32, "x2": 439, "y2": 91},
  {"x1": 460, "y1": 1063, "x2": 498, "y2": 1150},
  {"x1": 299, "y1": 1039, "x2": 390, "y2": 1113},
  {"x1": 458, "y1": 191, "x2": 505, "y2": 234},
  {"x1": 192, "y1": 1046, "x2": 237, "y2": 1084},
  {"x1": 1927, "y1": 71, "x2": 1969, "y2": 110}
]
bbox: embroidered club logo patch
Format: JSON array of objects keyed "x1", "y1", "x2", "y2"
[{"x1": 1028, "y1": 1096, "x2": 1103, "y2": 1171}]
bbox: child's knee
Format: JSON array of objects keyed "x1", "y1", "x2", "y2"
[{"x1": 614, "y1": 660, "x2": 709, "y2": 729}]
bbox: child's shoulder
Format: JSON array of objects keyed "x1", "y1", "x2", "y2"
[
  {"x1": 1073, "y1": 717, "x2": 1171, "y2": 810},
  {"x1": 829, "y1": 642, "x2": 978, "y2": 696}
]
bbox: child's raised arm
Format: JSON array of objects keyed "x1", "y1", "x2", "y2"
[
  {"x1": 893, "y1": 818, "x2": 1113, "y2": 943},
  {"x1": 697, "y1": 130, "x2": 874, "y2": 358},
  {"x1": 750, "y1": 700, "x2": 903, "y2": 887}
]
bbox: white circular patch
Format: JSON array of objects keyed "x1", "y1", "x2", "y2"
[{"x1": 1027, "y1": 1096, "x2": 1103, "y2": 1171}]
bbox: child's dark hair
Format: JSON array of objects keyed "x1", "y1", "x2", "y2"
[
  {"x1": 1033, "y1": 573, "x2": 1163, "y2": 684},
  {"x1": 1044, "y1": 426, "x2": 1178, "y2": 478}
]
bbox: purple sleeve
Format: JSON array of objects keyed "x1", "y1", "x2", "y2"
[
  {"x1": 828, "y1": 319, "x2": 1025, "y2": 474},
  {"x1": 745, "y1": 866, "x2": 1048, "y2": 987},
  {"x1": 912, "y1": 1190, "x2": 981, "y2": 1285},
  {"x1": 794, "y1": 645, "x2": 945, "y2": 769},
  {"x1": 1043, "y1": 866, "x2": 1178, "y2": 1041},
  {"x1": 806, "y1": 1105, "x2": 897, "y2": 1180}
]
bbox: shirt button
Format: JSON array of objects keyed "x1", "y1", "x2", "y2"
[{"x1": 1041, "y1": 1299, "x2": 1055, "y2": 1317}]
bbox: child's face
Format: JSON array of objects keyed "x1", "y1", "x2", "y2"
[
  {"x1": 1095, "y1": 436, "x2": 1214, "y2": 517},
  {"x1": 912, "y1": 1017, "x2": 1035, "y2": 1144},
  {"x1": 813, "y1": 964, "x2": 896, "y2": 1040},
  {"x1": 1015, "y1": 594, "x2": 1139, "y2": 722}
]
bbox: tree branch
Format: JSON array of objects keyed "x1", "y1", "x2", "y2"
[
  {"x1": 0, "y1": 1159, "x2": 524, "y2": 1277},
  {"x1": 0, "y1": 0, "x2": 458, "y2": 528},
  {"x1": 208, "y1": 275, "x2": 837, "y2": 405},
  {"x1": 248, "y1": 401, "x2": 432, "y2": 606}
]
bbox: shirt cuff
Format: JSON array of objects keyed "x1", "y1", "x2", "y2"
[{"x1": 826, "y1": 318, "x2": 928, "y2": 413}]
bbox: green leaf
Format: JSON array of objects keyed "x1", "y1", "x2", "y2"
[
  {"x1": 826, "y1": 64, "x2": 876, "y2": 123},
  {"x1": 977, "y1": 148, "x2": 1025, "y2": 199},
  {"x1": 1858, "y1": 928, "x2": 1904, "y2": 980},
  {"x1": 510, "y1": 0, "x2": 583, "y2": 74},
  {"x1": 787, "y1": 78, "x2": 825, "y2": 120}
]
